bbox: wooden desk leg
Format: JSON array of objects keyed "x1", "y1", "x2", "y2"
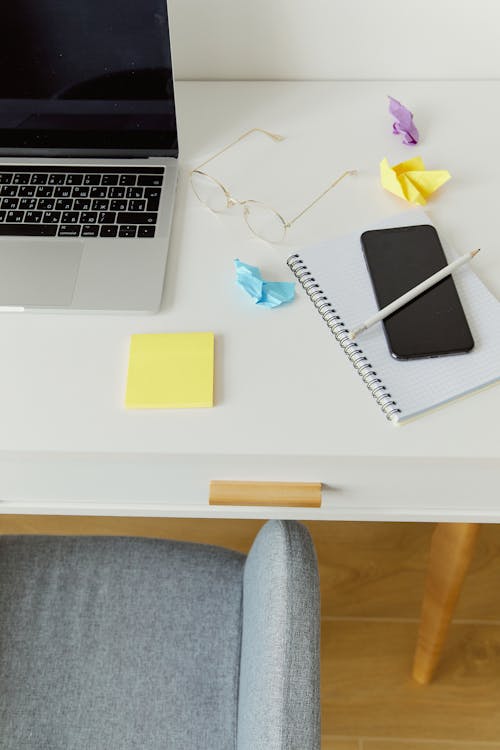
[{"x1": 412, "y1": 522, "x2": 480, "y2": 684}]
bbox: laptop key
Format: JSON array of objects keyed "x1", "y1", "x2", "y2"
[
  {"x1": 1, "y1": 198, "x2": 18, "y2": 210},
  {"x1": 48, "y1": 174, "x2": 66, "y2": 185},
  {"x1": 137, "y1": 175, "x2": 163, "y2": 186},
  {"x1": 80, "y1": 211, "x2": 97, "y2": 224},
  {"x1": 71, "y1": 186, "x2": 89, "y2": 198},
  {"x1": 55, "y1": 199, "x2": 73, "y2": 211},
  {"x1": 18, "y1": 186, "x2": 36, "y2": 197},
  {"x1": 109, "y1": 187, "x2": 125, "y2": 198},
  {"x1": 62, "y1": 211, "x2": 79, "y2": 224},
  {"x1": 125, "y1": 187, "x2": 143, "y2": 199},
  {"x1": 118, "y1": 225, "x2": 137, "y2": 238},
  {"x1": 145, "y1": 190, "x2": 160, "y2": 211},
  {"x1": 81, "y1": 224, "x2": 99, "y2": 237},
  {"x1": 25, "y1": 211, "x2": 43, "y2": 223},
  {"x1": 100, "y1": 225, "x2": 118, "y2": 237},
  {"x1": 92, "y1": 199, "x2": 108, "y2": 211},
  {"x1": 98, "y1": 211, "x2": 116, "y2": 224},
  {"x1": 83, "y1": 174, "x2": 101, "y2": 185},
  {"x1": 101, "y1": 175, "x2": 118, "y2": 185},
  {"x1": 0, "y1": 224, "x2": 57, "y2": 236},
  {"x1": 36, "y1": 186, "x2": 54, "y2": 197},
  {"x1": 128, "y1": 199, "x2": 146, "y2": 212},
  {"x1": 0, "y1": 186, "x2": 18, "y2": 197},
  {"x1": 13, "y1": 174, "x2": 30, "y2": 184},
  {"x1": 90, "y1": 187, "x2": 107, "y2": 198},
  {"x1": 43, "y1": 211, "x2": 61, "y2": 224},
  {"x1": 37, "y1": 199, "x2": 55, "y2": 211},
  {"x1": 119, "y1": 174, "x2": 136, "y2": 186},
  {"x1": 0, "y1": 174, "x2": 12, "y2": 184},
  {"x1": 117, "y1": 212, "x2": 157, "y2": 225},
  {"x1": 110, "y1": 200, "x2": 127, "y2": 211},
  {"x1": 66, "y1": 174, "x2": 83, "y2": 185},
  {"x1": 0, "y1": 210, "x2": 5, "y2": 222},
  {"x1": 6, "y1": 210, "x2": 24, "y2": 223},
  {"x1": 30, "y1": 174, "x2": 48, "y2": 185},
  {"x1": 138, "y1": 226, "x2": 155, "y2": 238},
  {"x1": 54, "y1": 186, "x2": 71, "y2": 198},
  {"x1": 19, "y1": 198, "x2": 37, "y2": 210},
  {"x1": 74, "y1": 199, "x2": 91, "y2": 211},
  {"x1": 58, "y1": 225, "x2": 81, "y2": 237}
]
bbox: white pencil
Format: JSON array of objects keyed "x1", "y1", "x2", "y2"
[{"x1": 348, "y1": 248, "x2": 480, "y2": 340}]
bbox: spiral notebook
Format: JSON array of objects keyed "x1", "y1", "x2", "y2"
[{"x1": 287, "y1": 210, "x2": 500, "y2": 424}]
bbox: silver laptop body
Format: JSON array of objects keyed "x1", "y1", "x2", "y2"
[{"x1": 0, "y1": 1, "x2": 178, "y2": 313}]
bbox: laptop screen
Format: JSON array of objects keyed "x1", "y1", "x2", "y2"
[{"x1": 0, "y1": 0, "x2": 178, "y2": 155}]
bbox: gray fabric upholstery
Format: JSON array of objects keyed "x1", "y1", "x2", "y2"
[
  {"x1": 0, "y1": 521, "x2": 320, "y2": 750},
  {"x1": 237, "y1": 520, "x2": 321, "y2": 750},
  {"x1": 0, "y1": 536, "x2": 245, "y2": 750}
]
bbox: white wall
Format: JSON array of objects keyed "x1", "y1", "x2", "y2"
[{"x1": 169, "y1": 0, "x2": 500, "y2": 80}]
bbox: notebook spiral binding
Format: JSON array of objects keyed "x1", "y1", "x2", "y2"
[{"x1": 288, "y1": 254, "x2": 401, "y2": 422}]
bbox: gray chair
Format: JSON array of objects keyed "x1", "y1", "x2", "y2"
[{"x1": 0, "y1": 520, "x2": 320, "y2": 750}]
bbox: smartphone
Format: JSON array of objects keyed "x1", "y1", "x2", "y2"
[{"x1": 360, "y1": 224, "x2": 474, "y2": 360}]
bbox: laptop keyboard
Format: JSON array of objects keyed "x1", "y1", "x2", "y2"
[{"x1": 0, "y1": 166, "x2": 164, "y2": 238}]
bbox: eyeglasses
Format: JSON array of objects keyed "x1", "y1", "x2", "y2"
[{"x1": 190, "y1": 128, "x2": 357, "y2": 243}]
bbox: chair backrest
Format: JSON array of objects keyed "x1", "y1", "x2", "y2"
[{"x1": 236, "y1": 520, "x2": 321, "y2": 750}]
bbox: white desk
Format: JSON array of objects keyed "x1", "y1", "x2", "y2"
[{"x1": 0, "y1": 81, "x2": 498, "y2": 521}]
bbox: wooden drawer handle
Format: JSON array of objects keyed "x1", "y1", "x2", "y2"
[{"x1": 209, "y1": 480, "x2": 322, "y2": 507}]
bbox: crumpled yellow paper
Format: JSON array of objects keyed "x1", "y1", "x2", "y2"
[{"x1": 380, "y1": 156, "x2": 451, "y2": 205}]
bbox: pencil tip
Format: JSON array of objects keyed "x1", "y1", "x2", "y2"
[{"x1": 471, "y1": 248, "x2": 481, "y2": 257}]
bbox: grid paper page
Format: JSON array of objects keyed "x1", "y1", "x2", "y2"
[{"x1": 294, "y1": 210, "x2": 500, "y2": 422}]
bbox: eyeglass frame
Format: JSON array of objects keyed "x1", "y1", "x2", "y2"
[{"x1": 189, "y1": 127, "x2": 357, "y2": 242}]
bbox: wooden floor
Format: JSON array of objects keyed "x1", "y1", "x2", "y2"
[{"x1": 2, "y1": 516, "x2": 500, "y2": 749}]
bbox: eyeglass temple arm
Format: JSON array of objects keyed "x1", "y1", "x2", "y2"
[
  {"x1": 285, "y1": 170, "x2": 358, "y2": 228},
  {"x1": 192, "y1": 128, "x2": 285, "y2": 172}
]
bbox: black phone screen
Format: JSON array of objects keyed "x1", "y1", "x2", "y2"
[{"x1": 360, "y1": 225, "x2": 474, "y2": 360}]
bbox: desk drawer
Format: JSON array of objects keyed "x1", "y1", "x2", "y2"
[{"x1": 0, "y1": 453, "x2": 497, "y2": 522}]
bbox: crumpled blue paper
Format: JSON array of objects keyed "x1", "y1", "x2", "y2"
[{"x1": 234, "y1": 259, "x2": 295, "y2": 308}]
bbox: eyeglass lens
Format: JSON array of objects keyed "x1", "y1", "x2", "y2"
[
  {"x1": 190, "y1": 171, "x2": 228, "y2": 213},
  {"x1": 243, "y1": 202, "x2": 287, "y2": 243}
]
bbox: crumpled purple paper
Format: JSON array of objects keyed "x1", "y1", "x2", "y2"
[{"x1": 388, "y1": 96, "x2": 419, "y2": 145}]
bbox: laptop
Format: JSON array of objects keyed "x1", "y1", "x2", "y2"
[{"x1": 0, "y1": 0, "x2": 178, "y2": 312}]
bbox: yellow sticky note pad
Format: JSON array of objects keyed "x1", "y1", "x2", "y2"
[{"x1": 125, "y1": 332, "x2": 214, "y2": 409}]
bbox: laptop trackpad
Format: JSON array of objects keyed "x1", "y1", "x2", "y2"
[{"x1": 0, "y1": 240, "x2": 83, "y2": 307}]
